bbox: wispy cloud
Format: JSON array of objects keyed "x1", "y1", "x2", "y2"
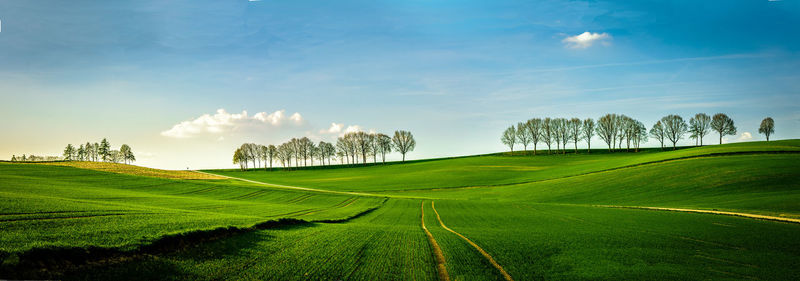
[
  {"x1": 562, "y1": 32, "x2": 611, "y2": 49},
  {"x1": 161, "y1": 109, "x2": 304, "y2": 138}
]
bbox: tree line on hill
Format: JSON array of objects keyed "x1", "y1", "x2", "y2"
[
  {"x1": 62, "y1": 138, "x2": 136, "y2": 164},
  {"x1": 10, "y1": 138, "x2": 136, "y2": 164},
  {"x1": 233, "y1": 130, "x2": 416, "y2": 171},
  {"x1": 9, "y1": 155, "x2": 61, "y2": 162},
  {"x1": 502, "y1": 114, "x2": 775, "y2": 154}
]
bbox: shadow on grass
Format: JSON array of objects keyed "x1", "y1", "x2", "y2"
[
  {"x1": 65, "y1": 223, "x2": 319, "y2": 281},
  {"x1": 0, "y1": 218, "x2": 312, "y2": 280}
]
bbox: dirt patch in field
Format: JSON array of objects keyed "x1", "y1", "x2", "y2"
[{"x1": 36, "y1": 161, "x2": 226, "y2": 180}]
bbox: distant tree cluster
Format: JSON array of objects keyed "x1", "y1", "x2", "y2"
[
  {"x1": 233, "y1": 130, "x2": 415, "y2": 171},
  {"x1": 10, "y1": 154, "x2": 60, "y2": 162},
  {"x1": 62, "y1": 138, "x2": 135, "y2": 164},
  {"x1": 502, "y1": 116, "x2": 645, "y2": 154},
  {"x1": 503, "y1": 113, "x2": 775, "y2": 153}
]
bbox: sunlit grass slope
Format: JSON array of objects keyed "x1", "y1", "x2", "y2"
[
  {"x1": 70, "y1": 199, "x2": 438, "y2": 281},
  {"x1": 429, "y1": 200, "x2": 800, "y2": 280},
  {"x1": 207, "y1": 140, "x2": 800, "y2": 192},
  {"x1": 0, "y1": 163, "x2": 383, "y2": 253},
  {"x1": 394, "y1": 153, "x2": 800, "y2": 218},
  {"x1": 37, "y1": 161, "x2": 226, "y2": 180}
]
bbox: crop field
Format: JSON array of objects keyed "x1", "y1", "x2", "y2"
[{"x1": 1, "y1": 140, "x2": 799, "y2": 280}]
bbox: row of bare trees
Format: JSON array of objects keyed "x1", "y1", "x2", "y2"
[
  {"x1": 502, "y1": 116, "x2": 646, "y2": 155},
  {"x1": 503, "y1": 113, "x2": 776, "y2": 153},
  {"x1": 233, "y1": 130, "x2": 416, "y2": 171}
]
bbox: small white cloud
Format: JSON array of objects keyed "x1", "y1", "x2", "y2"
[
  {"x1": 562, "y1": 31, "x2": 611, "y2": 49},
  {"x1": 343, "y1": 125, "x2": 363, "y2": 134},
  {"x1": 161, "y1": 108, "x2": 303, "y2": 138},
  {"x1": 737, "y1": 132, "x2": 753, "y2": 141},
  {"x1": 253, "y1": 110, "x2": 285, "y2": 125},
  {"x1": 289, "y1": 112, "x2": 304, "y2": 124},
  {"x1": 320, "y1": 122, "x2": 345, "y2": 134}
]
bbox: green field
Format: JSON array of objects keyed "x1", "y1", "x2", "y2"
[{"x1": 1, "y1": 140, "x2": 799, "y2": 280}]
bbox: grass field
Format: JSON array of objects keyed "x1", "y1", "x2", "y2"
[{"x1": 1, "y1": 140, "x2": 799, "y2": 280}]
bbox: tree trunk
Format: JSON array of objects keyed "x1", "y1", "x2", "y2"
[
  {"x1": 402, "y1": 153, "x2": 406, "y2": 162},
  {"x1": 719, "y1": 133, "x2": 722, "y2": 145},
  {"x1": 533, "y1": 143, "x2": 537, "y2": 156}
]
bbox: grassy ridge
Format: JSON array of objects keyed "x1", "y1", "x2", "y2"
[
  {"x1": 0, "y1": 163, "x2": 383, "y2": 254},
  {"x1": 390, "y1": 154, "x2": 800, "y2": 218},
  {"x1": 207, "y1": 140, "x2": 800, "y2": 192}
]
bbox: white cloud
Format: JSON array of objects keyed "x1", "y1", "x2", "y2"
[
  {"x1": 343, "y1": 125, "x2": 363, "y2": 134},
  {"x1": 737, "y1": 132, "x2": 753, "y2": 141},
  {"x1": 161, "y1": 108, "x2": 304, "y2": 138},
  {"x1": 320, "y1": 122, "x2": 345, "y2": 134},
  {"x1": 562, "y1": 32, "x2": 611, "y2": 49}
]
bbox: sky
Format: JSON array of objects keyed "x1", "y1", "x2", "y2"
[{"x1": 0, "y1": 0, "x2": 798, "y2": 169}]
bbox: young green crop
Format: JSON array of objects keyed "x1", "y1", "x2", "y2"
[
  {"x1": 0, "y1": 163, "x2": 384, "y2": 253},
  {"x1": 2, "y1": 140, "x2": 799, "y2": 280},
  {"x1": 205, "y1": 140, "x2": 800, "y2": 192}
]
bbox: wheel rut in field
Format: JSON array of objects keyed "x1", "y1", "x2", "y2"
[
  {"x1": 431, "y1": 201, "x2": 514, "y2": 281},
  {"x1": 421, "y1": 201, "x2": 450, "y2": 281},
  {"x1": 598, "y1": 205, "x2": 800, "y2": 224}
]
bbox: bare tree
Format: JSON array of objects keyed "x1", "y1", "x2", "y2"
[
  {"x1": 759, "y1": 117, "x2": 775, "y2": 141},
  {"x1": 617, "y1": 115, "x2": 632, "y2": 151},
  {"x1": 553, "y1": 118, "x2": 567, "y2": 154},
  {"x1": 582, "y1": 118, "x2": 595, "y2": 153},
  {"x1": 649, "y1": 121, "x2": 666, "y2": 150},
  {"x1": 597, "y1": 114, "x2": 618, "y2": 151},
  {"x1": 550, "y1": 118, "x2": 561, "y2": 154},
  {"x1": 278, "y1": 142, "x2": 294, "y2": 168},
  {"x1": 501, "y1": 126, "x2": 517, "y2": 155},
  {"x1": 353, "y1": 131, "x2": 371, "y2": 165},
  {"x1": 376, "y1": 133, "x2": 392, "y2": 163},
  {"x1": 266, "y1": 145, "x2": 277, "y2": 169},
  {"x1": 233, "y1": 148, "x2": 246, "y2": 170},
  {"x1": 541, "y1": 117, "x2": 554, "y2": 154},
  {"x1": 336, "y1": 137, "x2": 350, "y2": 165},
  {"x1": 516, "y1": 122, "x2": 531, "y2": 154},
  {"x1": 526, "y1": 118, "x2": 544, "y2": 155},
  {"x1": 632, "y1": 121, "x2": 647, "y2": 152},
  {"x1": 558, "y1": 118, "x2": 574, "y2": 155},
  {"x1": 568, "y1": 118, "x2": 582, "y2": 154},
  {"x1": 317, "y1": 141, "x2": 335, "y2": 166},
  {"x1": 661, "y1": 114, "x2": 688, "y2": 150},
  {"x1": 367, "y1": 133, "x2": 380, "y2": 163},
  {"x1": 689, "y1": 113, "x2": 711, "y2": 146},
  {"x1": 392, "y1": 130, "x2": 416, "y2": 162},
  {"x1": 711, "y1": 113, "x2": 736, "y2": 145},
  {"x1": 120, "y1": 144, "x2": 135, "y2": 164}
]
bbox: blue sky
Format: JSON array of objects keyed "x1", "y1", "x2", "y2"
[{"x1": 1, "y1": 0, "x2": 798, "y2": 169}]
